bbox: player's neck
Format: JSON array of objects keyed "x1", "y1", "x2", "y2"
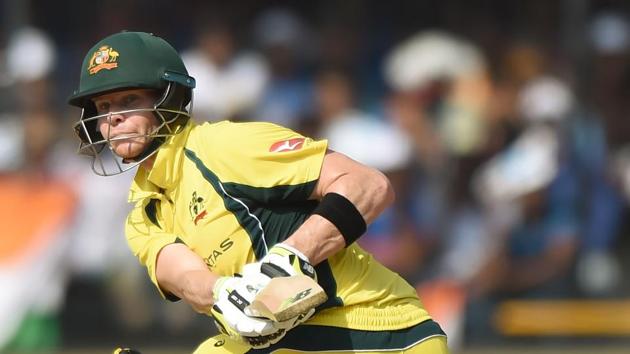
[{"x1": 140, "y1": 155, "x2": 157, "y2": 171}]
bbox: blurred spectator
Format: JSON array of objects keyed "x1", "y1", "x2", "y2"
[
  {"x1": 6, "y1": 27, "x2": 56, "y2": 111},
  {"x1": 587, "y1": 11, "x2": 630, "y2": 153},
  {"x1": 1, "y1": 27, "x2": 56, "y2": 170},
  {"x1": 0, "y1": 27, "x2": 76, "y2": 353},
  {"x1": 311, "y1": 68, "x2": 371, "y2": 137},
  {"x1": 252, "y1": 8, "x2": 315, "y2": 130},
  {"x1": 316, "y1": 21, "x2": 362, "y2": 74},
  {"x1": 465, "y1": 122, "x2": 579, "y2": 342},
  {"x1": 383, "y1": 31, "x2": 500, "y2": 286},
  {"x1": 385, "y1": 30, "x2": 493, "y2": 160},
  {"x1": 464, "y1": 65, "x2": 626, "y2": 341},
  {"x1": 52, "y1": 140, "x2": 148, "y2": 331},
  {"x1": 0, "y1": 108, "x2": 77, "y2": 353},
  {"x1": 383, "y1": 30, "x2": 498, "y2": 235},
  {"x1": 566, "y1": 12, "x2": 629, "y2": 296},
  {"x1": 313, "y1": 68, "x2": 426, "y2": 279},
  {"x1": 181, "y1": 20, "x2": 268, "y2": 122}
]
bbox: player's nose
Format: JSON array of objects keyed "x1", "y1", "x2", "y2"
[{"x1": 108, "y1": 111, "x2": 126, "y2": 126}]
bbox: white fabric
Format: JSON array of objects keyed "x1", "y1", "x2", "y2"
[
  {"x1": 181, "y1": 50, "x2": 268, "y2": 121},
  {"x1": 589, "y1": 11, "x2": 630, "y2": 54},
  {"x1": 0, "y1": 115, "x2": 23, "y2": 171},
  {"x1": 0, "y1": 220, "x2": 71, "y2": 348},
  {"x1": 385, "y1": 30, "x2": 485, "y2": 91},
  {"x1": 7, "y1": 27, "x2": 56, "y2": 82},
  {"x1": 473, "y1": 125, "x2": 559, "y2": 205},
  {"x1": 519, "y1": 76, "x2": 573, "y2": 123},
  {"x1": 50, "y1": 144, "x2": 135, "y2": 274},
  {"x1": 212, "y1": 276, "x2": 277, "y2": 337},
  {"x1": 323, "y1": 113, "x2": 413, "y2": 172}
]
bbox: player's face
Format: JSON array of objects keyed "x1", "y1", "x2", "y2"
[{"x1": 93, "y1": 89, "x2": 160, "y2": 159}]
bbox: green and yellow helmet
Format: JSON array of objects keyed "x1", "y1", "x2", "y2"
[{"x1": 68, "y1": 31, "x2": 195, "y2": 176}]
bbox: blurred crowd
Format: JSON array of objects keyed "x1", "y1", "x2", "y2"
[{"x1": 2, "y1": 0, "x2": 630, "y2": 352}]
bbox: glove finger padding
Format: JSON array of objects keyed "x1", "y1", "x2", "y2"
[
  {"x1": 243, "y1": 328, "x2": 287, "y2": 349},
  {"x1": 211, "y1": 305, "x2": 288, "y2": 348},
  {"x1": 239, "y1": 306, "x2": 316, "y2": 349},
  {"x1": 211, "y1": 276, "x2": 280, "y2": 342},
  {"x1": 257, "y1": 243, "x2": 317, "y2": 280},
  {"x1": 241, "y1": 304, "x2": 316, "y2": 349}
]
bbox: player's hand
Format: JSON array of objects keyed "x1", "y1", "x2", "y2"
[
  {"x1": 241, "y1": 244, "x2": 320, "y2": 331},
  {"x1": 113, "y1": 349, "x2": 142, "y2": 354},
  {"x1": 241, "y1": 306, "x2": 316, "y2": 349},
  {"x1": 211, "y1": 275, "x2": 287, "y2": 348},
  {"x1": 248, "y1": 243, "x2": 317, "y2": 281}
]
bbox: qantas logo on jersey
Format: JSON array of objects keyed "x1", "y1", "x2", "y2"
[
  {"x1": 204, "y1": 238, "x2": 235, "y2": 269},
  {"x1": 269, "y1": 138, "x2": 305, "y2": 152},
  {"x1": 189, "y1": 191, "x2": 207, "y2": 225}
]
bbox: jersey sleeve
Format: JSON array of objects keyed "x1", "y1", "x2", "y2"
[
  {"x1": 125, "y1": 197, "x2": 180, "y2": 300},
  {"x1": 195, "y1": 121, "x2": 328, "y2": 203}
]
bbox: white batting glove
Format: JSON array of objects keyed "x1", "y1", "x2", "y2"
[
  {"x1": 211, "y1": 275, "x2": 287, "y2": 348},
  {"x1": 245, "y1": 243, "x2": 317, "y2": 281},
  {"x1": 242, "y1": 244, "x2": 320, "y2": 332}
]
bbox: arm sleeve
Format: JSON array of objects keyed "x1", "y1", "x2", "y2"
[{"x1": 125, "y1": 198, "x2": 180, "y2": 300}]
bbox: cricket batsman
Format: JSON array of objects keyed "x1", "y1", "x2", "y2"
[{"x1": 68, "y1": 31, "x2": 449, "y2": 353}]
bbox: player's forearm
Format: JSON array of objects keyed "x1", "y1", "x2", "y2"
[
  {"x1": 324, "y1": 167, "x2": 395, "y2": 225},
  {"x1": 156, "y1": 243, "x2": 219, "y2": 313},
  {"x1": 285, "y1": 153, "x2": 395, "y2": 264},
  {"x1": 283, "y1": 215, "x2": 346, "y2": 265}
]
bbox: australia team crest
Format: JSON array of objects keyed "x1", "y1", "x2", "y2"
[
  {"x1": 189, "y1": 191, "x2": 208, "y2": 225},
  {"x1": 87, "y1": 45, "x2": 120, "y2": 74}
]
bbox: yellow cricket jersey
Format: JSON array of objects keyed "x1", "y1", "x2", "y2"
[{"x1": 125, "y1": 120, "x2": 432, "y2": 331}]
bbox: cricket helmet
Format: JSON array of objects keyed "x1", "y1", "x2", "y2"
[{"x1": 68, "y1": 31, "x2": 196, "y2": 176}]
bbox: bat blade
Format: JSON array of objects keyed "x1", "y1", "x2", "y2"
[{"x1": 246, "y1": 275, "x2": 327, "y2": 322}]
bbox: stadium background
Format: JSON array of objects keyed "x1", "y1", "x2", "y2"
[{"x1": 1, "y1": 0, "x2": 630, "y2": 353}]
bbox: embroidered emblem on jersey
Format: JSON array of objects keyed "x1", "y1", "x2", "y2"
[
  {"x1": 269, "y1": 138, "x2": 305, "y2": 152},
  {"x1": 188, "y1": 191, "x2": 207, "y2": 225},
  {"x1": 87, "y1": 45, "x2": 120, "y2": 74}
]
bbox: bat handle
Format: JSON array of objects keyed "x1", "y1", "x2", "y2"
[{"x1": 261, "y1": 262, "x2": 291, "y2": 278}]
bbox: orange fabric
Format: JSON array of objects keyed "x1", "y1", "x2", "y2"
[
  {"x1": 416, "y1": 279, "x2": 467, "y2": 333},
  {"x1": 0, "y1": 175, "x2": 76, "y2": 265}
]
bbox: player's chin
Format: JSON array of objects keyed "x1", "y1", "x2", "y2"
[{"x1": 111, "y1": 139, "x2": 148, "y2": 159}]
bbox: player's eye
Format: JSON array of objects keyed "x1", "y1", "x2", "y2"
[
  {"x1": 122, "y1": 94, "x2": 139, "y2": 108},
  {"x1": 96, "y1": 102, "x2": 110, "y2": 114}
]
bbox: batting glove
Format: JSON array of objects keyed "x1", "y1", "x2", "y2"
[
  {"x1": 249, "y1": 243, "x2": 317, "y2": 281},
  {"x1": 241, "y1": 244, "x2": 319, "y2": 331},
  {"x1": 211, "y1": 275, "x2": 288, "y2": 348},
  {"x1": 113, "y1": 349, "x2": 142, "y2": 354}
]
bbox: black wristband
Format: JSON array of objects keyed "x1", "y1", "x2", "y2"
[{"x1": 312, "y1": 192, "x2": 367, "y2": 247}]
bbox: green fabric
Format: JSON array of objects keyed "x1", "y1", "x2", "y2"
[
  {"x1": 248, "y1": 320, "x2": 446, "y2": 353},
  {"x1": 184, "y1": 148, "x2": 268, "y2": 259},
  {"x1": 144, "y1": 198, "x2": 161, "y2": 228},
  {"x1": 2, "y1": 312, "x2": 59, "y2": 353},
  {"x1": 68, "y1": 31, "x2": 194, "y2": 107}
]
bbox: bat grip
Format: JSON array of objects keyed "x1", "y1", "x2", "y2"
[{"x1": 261, "y1": 262, "x2": 291, "y2": 278}]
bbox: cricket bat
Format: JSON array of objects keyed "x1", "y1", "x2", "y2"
[{"x1": 246, "y1": 275, "x2": 327, "y2": 322}]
